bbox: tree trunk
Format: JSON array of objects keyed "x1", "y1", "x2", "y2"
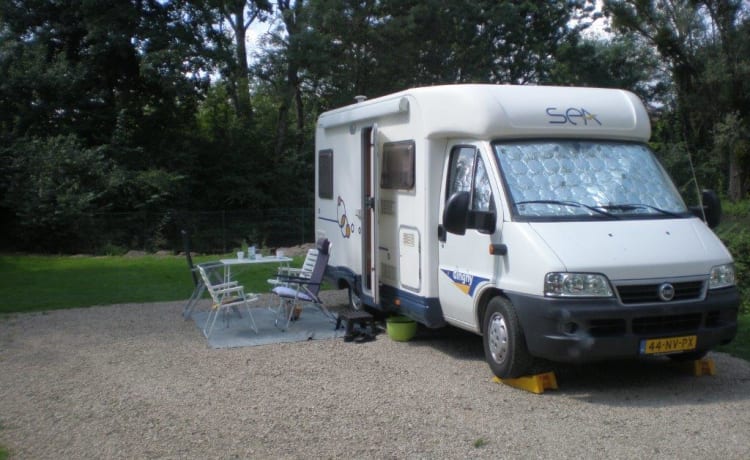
[
  {"x1": 226, "y1": 0, "x2": 253, "y2": 123},
  {"x1": 274, "y1": 0, "x2": 304, "y2": 159}
]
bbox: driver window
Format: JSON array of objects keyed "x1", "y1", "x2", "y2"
[
  {"x1": 446, "y1": 145, "x2": 497, "y2": 232},
  {"x1": 448, "y1": 147, "x2": 475, "y2": 197},
  {"x1": 473, "y1": 156, "x2": 493, "y2": 212}
]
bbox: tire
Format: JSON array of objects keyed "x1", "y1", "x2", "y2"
[
  {"x1": 667, "y1": 350, "x2": 709, "y2": 362},
  {"x1": 482, "y1": 296, "x2": 534, "y2": 379},
  {"x1": 348, "y1": 284, "x2": 362, "y2": 311}
]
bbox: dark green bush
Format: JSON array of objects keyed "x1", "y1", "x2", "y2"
[{"x1": 717, "y1": 204, "x2": 750, "y2": 314}]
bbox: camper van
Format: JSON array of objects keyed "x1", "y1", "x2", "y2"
[{"x1": 314, "y1": 84, "x2": 739, "y2": 379}]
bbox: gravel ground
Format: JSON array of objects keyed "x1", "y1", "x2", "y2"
[{"x1": 1, "y1": 291, "x2": 750, "y2": 459}]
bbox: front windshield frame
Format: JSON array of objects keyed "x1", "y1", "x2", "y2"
[{"x1": 491, "y1": 139, "x2": 691, "y2": 222}]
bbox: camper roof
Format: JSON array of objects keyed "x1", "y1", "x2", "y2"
[{"x1": 318, "y1": 84, "x2": 651, "y2": 142}]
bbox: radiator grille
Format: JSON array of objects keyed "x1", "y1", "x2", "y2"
[{"x1": 616, "y1": 281, "x2": 704, "y2": 304}]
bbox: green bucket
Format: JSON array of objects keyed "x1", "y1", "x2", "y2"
[{"x1": 386, "y1": 316, "x2": 417, "y2": 342}]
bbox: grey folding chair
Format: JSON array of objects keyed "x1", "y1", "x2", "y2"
[
  {"x1": 267, "y1": 247, "x2": 318, "y2": 288},
  {"x1": 270, "y1": 238, "x2": 334, "y2": 330}
]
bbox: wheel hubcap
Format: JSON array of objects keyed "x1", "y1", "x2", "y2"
[{"x1": 488, "y1": 313, "x2": 509, "y2": 364}]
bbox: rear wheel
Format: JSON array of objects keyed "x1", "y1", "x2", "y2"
[{"x1": 483, "y1": 296, "x2": 533, "y2": 379}]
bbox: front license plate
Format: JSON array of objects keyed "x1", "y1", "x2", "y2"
[{"x1": 640, "y1": 335, "x2": 697, "y2": 355}]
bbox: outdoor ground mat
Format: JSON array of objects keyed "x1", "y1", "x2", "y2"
[{"x1": 192, "y1": 306, "x2": 339, "y2": 349}]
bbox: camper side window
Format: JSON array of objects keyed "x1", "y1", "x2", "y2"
[
  {"x1": 318, "y1": 150, "x2": 333, "y2": 199},
  {"x1": 447, "y1": 146, "x2": 497, "y2": 233},
  {"x1": 381, "y1": 141, "x2": 415, "y2": 190}
]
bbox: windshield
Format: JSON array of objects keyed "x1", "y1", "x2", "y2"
[{"x1": 492, "y1": 140, "x2": 689, "y2": 220}]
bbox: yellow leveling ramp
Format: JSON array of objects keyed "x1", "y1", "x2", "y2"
[
  {"x1": 692, "y1": 358, "x2": 716, "y2": 376},
  {"x1": 668, "y1": 358, "x2": 716, "y2": 376},
  {"x1": 492, "y1": 372, "x2": 558, "y2": 394}
]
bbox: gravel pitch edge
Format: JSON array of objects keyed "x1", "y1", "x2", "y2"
[{"x1": 1, "y1": 291, "x2": 750, "y2": 459}]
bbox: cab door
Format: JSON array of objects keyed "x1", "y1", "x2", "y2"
[{"x1": 438, "y1": 143, "x2": 499, "y2": 329}]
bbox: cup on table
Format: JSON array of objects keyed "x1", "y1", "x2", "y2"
[
  {"x1": 237, "y1": 251, "x2": 244, "y2": 259},
  {"x1": 276, "y1": 250, "x2": 285, "y2": 258},
  {"x1": 248, "y1": 246, "x2": 256, "y2": 258}
]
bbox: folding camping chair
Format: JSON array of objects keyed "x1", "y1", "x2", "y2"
[
  {"x1": 266, "y1": 247, "x2": 318, "y2": 288},
  {"x1": 181, "y1": 230, "x2": 241, "y2": 319},
  {"x1": 270, "y1": 238, "x2": 334, "y2": 330},
  {"x1": 197, "y1": 263, "x2": 260, "y2": 338}
]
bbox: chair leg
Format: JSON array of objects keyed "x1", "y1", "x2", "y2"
[
  {"x1": 183, "y1": 282, "x2": 205, "y2": 319},
  {"x1": 204, "y1": 306, "x2": 220, "y2": 338},
  {"x1": 274, "y1": 299, "x2": 294, "y2": 331},
  {"x1": 243, "y1": 302, "x2": 258, "y2": 333}
]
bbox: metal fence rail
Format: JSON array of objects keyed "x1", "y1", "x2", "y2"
[{"x1": 90, "y1": 208, "x2": 314, "y2": 254}]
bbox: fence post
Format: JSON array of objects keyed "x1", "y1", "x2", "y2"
[{"x1": 222, "y1": 210, "x2": 226, "y2": 254}]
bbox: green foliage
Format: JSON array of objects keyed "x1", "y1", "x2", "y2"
[
  {"x1": 1, "y1": 0, "x2": 749, "y2": 253},
  {"x1": 604, "y1": 0, "x2": 750, "y2": 197},
  {"x1": 0, "y1": 135, "x2": 119, "y2": 251},
  {"x1": 551, "y1": 34, "x2": 665, "y2": 102},
  {"x1": 716, "y1": 198, "x2": 750, "y2": 314}
]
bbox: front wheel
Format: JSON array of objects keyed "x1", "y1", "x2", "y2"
[{"x1": 483, "y1": 296, "x2": 534, "y2": 379}]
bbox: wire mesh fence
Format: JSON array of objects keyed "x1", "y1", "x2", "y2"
[{"x1": 89, "y1": 208, "x2": 315, "y2": 254}]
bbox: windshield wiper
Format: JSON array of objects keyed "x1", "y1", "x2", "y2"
[
  {"x1": 515, "y1": 200, "x2": 619, "y2": 218},
  {"x1": 595, "y1": 203, "x2": 682, "y2": 217}
]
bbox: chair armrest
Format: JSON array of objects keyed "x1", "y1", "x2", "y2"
[
  {"x1": 212, "y1": 281, "x2": 239, "y2": 289},
  {"x1": 215, "y1": 285, "x2": 245, "y2": 295},
  {"x1": 275, "y1": 275, "x2": 321, "y2": 286}
]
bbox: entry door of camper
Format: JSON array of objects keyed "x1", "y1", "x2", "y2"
[
  {"x1": 361, "y1": 125, "x2": 379, "y2": 305},
  {"x1": 438, "y1": 144, "x2": 497, "y2": 329}
]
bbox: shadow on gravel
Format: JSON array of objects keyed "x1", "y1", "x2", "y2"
[
  {"x1": 395, "y1": 325, "x2": 750, "y2": 406},
  {"x1": 403, "y1": 324, "x2": 485, "y2": 362},
  {"x1": 547, "y1": 356, "x2": 750, "y2": 407}
]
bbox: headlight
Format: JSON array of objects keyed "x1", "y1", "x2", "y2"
[
  {"x1": 545, "y1": 272, "x2": 613, "y2": 297},
  {"x1": 709, "y1": 263, "x2": 735, "y2": 289}
]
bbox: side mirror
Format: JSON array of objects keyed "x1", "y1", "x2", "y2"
[
  {"x1": 443, "y1": 191, "x2": 470, "y2": 235},
  {"x1": 690, "y1": 189, "x2": 722, "y2": 228}
]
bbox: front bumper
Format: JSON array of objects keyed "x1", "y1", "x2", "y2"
[{"x1": 507, "y1": 287, "x2": 739, "y2": 363}]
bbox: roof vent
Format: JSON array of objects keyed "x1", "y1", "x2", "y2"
[{"x1": 354, "y1": 95, "x2": 367, "y2": 103}]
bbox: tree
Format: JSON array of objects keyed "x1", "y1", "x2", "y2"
[
  {"x1": 0, "y1": 135, "x2": 120, "y2": 251},
  {"x1": 209, "y1": 0, "x2": 272, "y2": 122},
  {"x1": 604, "y1": 0, "x2": 750, "y2": 199},
  {"x1": 551, "y1": 34, "x2": 666, "y2": 104}
]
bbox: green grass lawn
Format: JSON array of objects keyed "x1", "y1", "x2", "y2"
[{"x1": 0, "y1": 253, "x2": 303, "y2": 313}]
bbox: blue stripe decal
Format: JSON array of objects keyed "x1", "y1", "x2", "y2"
[{"x1": 440, "y1": 269, "x2": 489, "y2": 297}]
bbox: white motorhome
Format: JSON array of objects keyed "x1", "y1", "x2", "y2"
[{"x1": 314, "y1": 84, "x2": 739, "y2": 378}]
